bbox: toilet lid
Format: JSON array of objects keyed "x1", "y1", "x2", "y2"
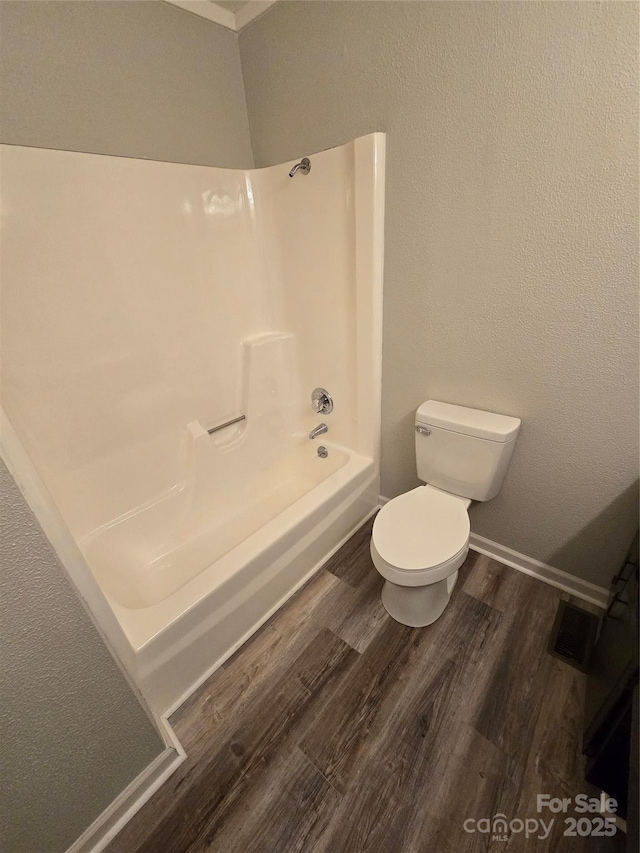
[{"x1": 373, "y1": 487, "x2": 470, "y2": 571}]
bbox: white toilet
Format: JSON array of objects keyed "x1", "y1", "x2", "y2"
[{"x1": 371, "y1": 400, "x2": 521, "y2": 627}]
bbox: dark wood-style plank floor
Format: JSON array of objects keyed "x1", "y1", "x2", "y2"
[{"x1": 107, "y1": 517, "x2": 612, "y2": 853}]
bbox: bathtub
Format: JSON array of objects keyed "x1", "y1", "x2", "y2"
[
  {"x1": 1, "y1": 132, "x2": 385, "y2": 716},
  {"x1": 74, "y1": 331, "x2": 379, "y2": 712},
  {"x1": 96, "y1": 443, "x2": 377, "y2": 713}
]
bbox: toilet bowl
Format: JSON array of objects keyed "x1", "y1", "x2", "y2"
[
  {"x1": 371, "y1": 400, "x2": 521, "y2": 627},
  {"x1": 371, "y1": 485, "x2": 471, "y2": 626}
]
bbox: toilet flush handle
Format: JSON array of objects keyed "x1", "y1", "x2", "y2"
[{"x1": 415, "y1": 425, "x2": 431, "y2": 435}]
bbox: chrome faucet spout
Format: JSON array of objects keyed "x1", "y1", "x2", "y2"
[{"x1": 309, "y1": 423, "x2": 328, "y2": 440}]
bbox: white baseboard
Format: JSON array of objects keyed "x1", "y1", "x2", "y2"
[
  {"x1": 378, "y1": 496, "x2": 609, "y2": 609},
  {"x1": 66, "y1": 717, "x2": 186, "y2": 853},
  {"x1": 468, "y1": 532, "x2": 608, "y2": 608}
]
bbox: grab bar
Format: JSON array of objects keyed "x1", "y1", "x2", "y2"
[{"x1": 207, "y1": 414, "x2": 246, "y2": 435}]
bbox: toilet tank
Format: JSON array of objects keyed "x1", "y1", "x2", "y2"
[{"x1": 415, "y1": 400, "x2": 521, "y2": 502}]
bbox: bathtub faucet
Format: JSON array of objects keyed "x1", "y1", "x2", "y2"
[{"x1": 309, "y1": 423, "x2": 328, "y2": 440}]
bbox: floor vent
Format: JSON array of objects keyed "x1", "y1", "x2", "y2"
[{"x1": 547, "y1": 600, "x2": 599, "y2": 672}]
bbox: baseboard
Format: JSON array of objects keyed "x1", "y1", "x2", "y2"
[
  {"x1": 378, "y1": 496, "x2": 609, "y2": 609},
  {"x1": 66, "y1": 717, "x2": 186, "y2": 853},
  {"x1": 468, "y1": 532, "x2": 608, "y2": 608}
]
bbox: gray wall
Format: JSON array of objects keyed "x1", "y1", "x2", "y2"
[
  {"x1": 0, "y1": 0, "x2": 253, "y2": 167},
  {"x1": 0, "y1": 460, "x2": 165, "y2": 853},
  {"x1": 240, "y1": 0, "x2": 639, "y2": 586}
]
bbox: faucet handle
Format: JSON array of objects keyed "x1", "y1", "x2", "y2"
[{"x1": 311, "y1": 387, "x2": 333, "y2": 415}]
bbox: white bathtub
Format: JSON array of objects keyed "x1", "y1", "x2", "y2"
[
  {"x1": 83, "y1": 440, "x2": 353, "y2": 610},
  {"x1": 103, "y1": 444, "x2": 377, "y2": 713},
  {"x1": 1, "y1": 132, "x2": 385, "y2": 716}
]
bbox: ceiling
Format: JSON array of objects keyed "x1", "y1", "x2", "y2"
[{"x1": 164, "y1": 1, "x2": 277, "y2": 32}]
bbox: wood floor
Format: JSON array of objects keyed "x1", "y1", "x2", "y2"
[{"x1": 107, "y1": 518, "x2": 609, "y2": 853}]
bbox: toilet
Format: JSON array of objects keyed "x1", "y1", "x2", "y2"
[{"x1": 371, "y1": 400, "x2": 521, "y2": 627}]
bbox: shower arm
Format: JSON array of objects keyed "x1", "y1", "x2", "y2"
[{"x1": 288, "y1": 158, "x2": 311, "y2": 178}]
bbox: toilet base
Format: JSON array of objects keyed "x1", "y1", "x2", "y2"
[{"x1": 381, "y1": 571, "x2": 458, "y2": 628}]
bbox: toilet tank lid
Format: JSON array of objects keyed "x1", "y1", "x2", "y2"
[{"x1": 416, "y1": 400, "x2": 521, "y2": 443}]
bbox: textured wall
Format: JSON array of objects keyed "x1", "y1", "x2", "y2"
[
  {"x1": 240, "y1": 1, "x2": 639, "y2": 586},
  {"x1": 0, "y1": 459, "x2": 165, "y2": 853},
  {"x1": 0, "y1": 0, "x2": 253, "y2": 167}
]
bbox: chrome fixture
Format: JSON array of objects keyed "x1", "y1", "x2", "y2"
[
  {"x1": 207, "y1": 414, "x2": 245, "y2": 435},
  {"x1": 311, "y1": 387, "x2": 333, "y2": 415},
  {"x1": 317, "y1": 446, "x2": 328, "y2": 458},
  {"x1": 309, "y1": 423, "x2": 328, "y2": 440},
  {"x1": 289, "y1": 157, "x2": 311, "y2": 178},
  {"x1": 415, "y1": 425, "x2": 431, "y2": 436}
]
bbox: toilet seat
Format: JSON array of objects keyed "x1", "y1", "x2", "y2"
[{"x1": 371, "y1": 486, "x2": 470, "y2": 587}]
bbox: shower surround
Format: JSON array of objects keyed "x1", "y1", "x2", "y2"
[{"x1": 0, "y1": 134, "x2": 385, "y2": 713}]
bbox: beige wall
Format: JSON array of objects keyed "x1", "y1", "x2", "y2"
[
  {"x1": 0, "y1": 460, "x2": 164, "y2": 853},
  {"x1": 240, "y1": 1, "x2": 639, "y2": 587},
  {"x1": 0, "y1": 0, "x2": 253, "y2": 167}
]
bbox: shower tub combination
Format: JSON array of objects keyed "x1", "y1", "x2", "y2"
[{"x1": 0, "y1": 134, "x2": 385, "y2": 713}]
